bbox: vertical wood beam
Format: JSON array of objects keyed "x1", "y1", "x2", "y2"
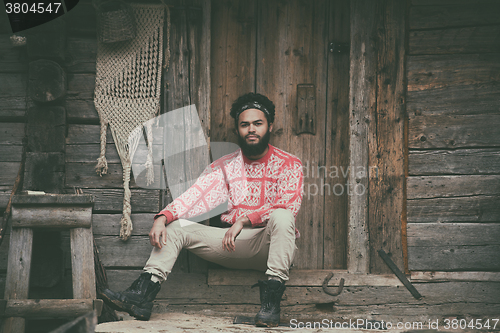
[
  {"x1": 70, "y1": 227, "x2": 96, "y2": 299},
  {"x1": 3, "y1": 228, "x2": 33, "y2": 333},
  {"x1": 347, "y1": 0, "x2": 378, "y2": 274},
  {"x1": 368, "y1": 0, "x2": 406, "y2": 274}
]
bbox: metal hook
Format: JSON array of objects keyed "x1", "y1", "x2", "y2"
[{"x1": 322, "y1": 272, "x2": 344, "y2": 296}]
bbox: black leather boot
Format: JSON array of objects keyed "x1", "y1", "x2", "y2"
[
  {"x1": 252, "y1": 279, "x2": 286, "y2": 327},
  {"x1": 100, "y1": 272, "x2": 161, "y2": 320}
]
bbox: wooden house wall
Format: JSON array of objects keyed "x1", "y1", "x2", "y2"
[{"x1": 406, "y1": 0, "x2": 500, "y2": 271}]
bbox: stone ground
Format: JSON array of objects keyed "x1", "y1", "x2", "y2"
[{"x1": 95, "y1": 311, "x2": 442, "y2": 333}]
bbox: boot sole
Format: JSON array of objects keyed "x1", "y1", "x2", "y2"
[{"x1": 100, "y1": 290, "x2": 152, "y2": 321}]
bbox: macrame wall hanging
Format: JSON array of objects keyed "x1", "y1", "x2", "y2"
[{"x1": 94, "y1": 2, "x2": 171, "y2": 240}]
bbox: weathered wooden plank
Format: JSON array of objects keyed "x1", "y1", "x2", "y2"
[
  {"x1": 407, "y1": 196, "x2": 500, "y2": 223},
  {"x1": 409, "y1": 25, "x2": 500, "y2": 55},
  {"x1": 82, "y1": 189, "x2": 160, "y2": 213},
  {"x1": 411, "y1": 271, "x2": 500, "y2": 282},
  {"x1": 94, "y1": 235, "x2": 152, "y2": 267},
  {"x1": 410, "y1": 3, "x2": 500, "y2": 30},
  {"x1": 65, "y1": 1, "x2": 97, "y2": 36},
  {"x1": 66, "y1": 124, "x2": 114, "y2": 144},
  {"x1": 11, "y1": 206, "x2": 92, "y2": 229},
  {"x1": 409, "y1": 115, "x2": 500, "y2": 149},
  {"x1": 408, "y1": 244, "x2": 500, "y2": 271},
  {"x1": 0, "y1": 145, "x2": 23, "y2": 162},
  {"x1": 3, "y1": 299, "x2": 96, "y2": 318},
  {"x1": 0, "y1": 233, "x2": 9, "y2": 269},
  {"x1": 408, "y1": 175, "x2": 500, "y2": 199},
  {"x1": 367, "y1": 0, "x2": 406, "y2": 275},
  {"x1": 256, "y1": 0, "x2": 330, "y2": 270},
  {"x1": 3, "y1": 228, "x2": 33, "y2": 332},
  {"x1": 408, "y1": 54, "x2": 500, "y2": 93},
  {"x1": 65, "y1": 37, "x2": 97, "y2": 73},
  {"x1": 0, "y1": 123, "x2": 25, "y2": 145},
  {"x1": 409, "y1": 149, "x2": 500, "y2": 175},
  {"x1": 0, "y1": 74, "x2": 26, "y2": 98},
  {"x1": 323, "y1": 0, "x2": 350, "y2": 269},
  {"x1": 24, "y1": 152, "x2": 65, "y2": 193},
  {"x1": 65, "y1": 163, "x2": 160, "y2": 189},
  {"x1": 27, "y1": 105, "x2": 66, "y2": 152},
  {"x1": 66, "y1": 100, "x2": 99, "y2": 123},
  {"x1": 407, "y1": 83, "x2": 500, "y2": 116},
  {"x1": 92, "y1": 213, "x2": 155, "y2": 235},
  {"x1": 412, "y1": 0, "x2": 500, "y2": 5},
  {"x1": 210, "y1": 0, "x2": 256, "y2": 144},
  {"x1": 208, "y1": 269, "x2": 402, "y2": 287},
  {"x1": 0, "y1": 98, "x2": 26, "y2": 120},
  {"x1": 66, "y1": 124, "x2": 164, "y2": 145},
  {"x1": 66, "y1": 73, "x2": 95, "y2": 100},
  {"x1": 66, "y1": 143, "x2": 163, "y2": 164},
  {"x1": 346, "y1": 0, "x2": 376, "y2": 274},
  {"x1": 0, "y1": 162, "x2": 20, "y2": 186},
  {"x1": 408, "y1": 223, "x2": 500, "y2": 246},
  {"x1": 71, "y1": 228, "x2": 96, "y2": 299},
  {"x1": 0, "y1": 34, "x2": 28, "y2": 73},
  {"x1": 105, "y1": 269, "x2": 500, "y2": 306}
]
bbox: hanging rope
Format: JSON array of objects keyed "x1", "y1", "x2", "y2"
[{"x1": 94, "y1": 3, "x2": 171, "y2": 240}]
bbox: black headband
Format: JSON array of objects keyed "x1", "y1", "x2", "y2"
[{"x1": 235, "y1": 101, "x2": 270, "y2": 119}]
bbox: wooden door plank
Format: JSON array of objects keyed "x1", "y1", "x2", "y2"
[
  {"x1": 323, "y1": 0, "x2": 350, "y2": 269},
  {"x1": 256, "y1": 0, "x2": 328, "y2": 269},
  {"x1": 210, "y1": 0, "x2": 256, "y2": 144}
]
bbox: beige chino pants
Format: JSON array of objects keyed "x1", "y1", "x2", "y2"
[{"x1": 144, "y1": 208, "x2": 297, "y2": 282}]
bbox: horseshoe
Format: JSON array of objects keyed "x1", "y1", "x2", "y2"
[{"x1": 322, "y1": 272, "x2": 344, "y2": 296}]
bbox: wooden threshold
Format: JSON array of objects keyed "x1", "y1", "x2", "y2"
[{"x1": 208, "y1": 269, "x2": 500, "y2": 286}]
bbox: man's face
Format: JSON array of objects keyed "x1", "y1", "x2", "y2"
[{"x1": 236, "y1": 108, "x2": 273, "y2": 157}]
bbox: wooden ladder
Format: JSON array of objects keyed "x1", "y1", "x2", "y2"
[{"x1": 0, "y1": 194, "x2": 103, "y2": 333}]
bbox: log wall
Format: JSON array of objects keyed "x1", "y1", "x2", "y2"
[{"x1": 406, "y1": 0, "x2": 500, "y2": 271}]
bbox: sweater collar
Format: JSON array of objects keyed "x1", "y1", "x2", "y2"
[{"x1": 242, "y1": 144, "x2": 274, "y2": 165}]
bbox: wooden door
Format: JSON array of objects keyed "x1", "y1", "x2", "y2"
[{"x1": 211, "y1": 0, "x2": 350, "y2": 269}]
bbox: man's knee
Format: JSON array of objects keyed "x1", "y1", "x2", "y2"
[{"x1": 267, "y1": 209, "x2": 295, "y2": 230}]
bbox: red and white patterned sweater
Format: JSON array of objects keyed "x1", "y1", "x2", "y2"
[{"x1": 155, "y1": 144, "x2": 303, "y2": 236}]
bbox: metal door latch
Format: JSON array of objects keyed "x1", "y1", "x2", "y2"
[{"x1": 329, "y1": 42, "x2": 349, "y2": 54}]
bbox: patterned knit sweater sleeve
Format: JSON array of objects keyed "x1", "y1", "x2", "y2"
[
  {"x1": 154, "y1": 158, "x2": 230, "y2": 224},
  {"x1": 246, "y1": 157, "x2": 304, "y2": 227}
]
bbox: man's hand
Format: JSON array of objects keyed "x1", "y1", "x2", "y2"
[
  {"x1": 222, "y1": 215, "x2": 250, "y2": 252},
  {"x1": 149, "y1": 215, "x2": 168, "y2": 249}
]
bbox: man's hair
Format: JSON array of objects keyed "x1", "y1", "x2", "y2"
[{"x1": 230, "y1": 93, "x2": 275, "y2": 125}]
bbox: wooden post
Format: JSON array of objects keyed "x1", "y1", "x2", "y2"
[
  {"x1": 3, "y1": 228, "x2": 33, "y2": 333},
  {"x1": 347, "y1": 0, "x2": 377, "y2": 274},
  {"x1": 71, "y1": 227, "x2": 96, "y2": 299}
]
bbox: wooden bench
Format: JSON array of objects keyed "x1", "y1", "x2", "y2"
[{"x1": 1, "y1": 194, "x2": 102, "y2": 333}]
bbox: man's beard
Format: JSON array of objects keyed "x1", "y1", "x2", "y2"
[{"x1": 238, "y1": 130, "x2": 271, "y2": 157}]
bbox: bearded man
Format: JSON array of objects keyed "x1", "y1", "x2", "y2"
[{"x1": 100, "y1": 93, "x2": 304, "y2": 327}]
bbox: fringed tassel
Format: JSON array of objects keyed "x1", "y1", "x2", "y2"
[
  {"x1": 120, "y1": 163, "x2": 133, "y2": 240},
  {"x1": 96, "y1": 121, "x2": 109, "y2": 176}
]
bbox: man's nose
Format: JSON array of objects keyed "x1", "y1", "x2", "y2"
[{"x1": 248, "y1": 125, "x2": 256, "y2": 132}]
